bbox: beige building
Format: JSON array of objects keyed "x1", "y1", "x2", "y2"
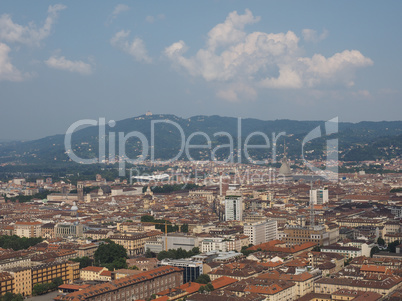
[
  {"x1": 32, "y1": 261, "x2": 79, "y2": 287},
  {"x1": 314, "y1": 276, "x2": 402, "y2": 296},
  {"x1": 117, "y1": 222, "x2": 156, "y2": 233},
  {"x1": 110, "y1": 233, "x2": 155, "y2": 256},
  {"x1": 258, "y1": 271, "x2": 314, "y2": 299},
  {"x1": 80, "y1": 266, "x2": 109, "y2": 281},
  {"x1": 7, "y1": 267, "x2": 31, "y2": 297},
  {"x1": 77, "y1": 243, "x2": 98, "y2": 259},
  {"x1": 83, "y1": 229, "x2": 114, "y2": 240},
  {"x1": 14, "y1": 221, "x2": 42, "y2": 238},
  {"x1": 284, "y1": 224, "x2": 338, "y2": 247},
  {"x1": 0, "y1": 272, "x2": 14, "y2": 297}
]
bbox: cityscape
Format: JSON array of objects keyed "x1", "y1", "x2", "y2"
[{"x1": 0, "y1": 1, "x2": 401, "y2": 301}]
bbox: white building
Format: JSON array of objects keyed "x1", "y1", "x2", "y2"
[
  {"x1": 321, "y1": 245, "x2": 362, "y2": 259},
  {"x1": 201, "y1": 238, "x2": 227, "y2": 253},
  {"x1": 225, "y1": 196, "x2": 243, "y2": 221},
  {"x1": 244, "y1": 219, "x2": 278, "y2": 245},
  {"x1": 310, "y1": 188, "x2": 329, "y2": 205}
]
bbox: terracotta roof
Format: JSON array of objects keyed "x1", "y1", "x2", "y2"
[
  {"x1": 211, "y1": 276, "x2": 238, "y2": 289},
  {"x1": 81, "y1": 266, "x2": 106, "y2": 273},
  {"x1": 178, "y1": 281, "x2": 202, "y2": 294},
  {"x1": 248, "y1": 241, "x2": 317, "y2": 253},
  {"x1": 361, "y1": 264, "x2": 386, "y2": 273},
  {"x1": 100, "y1": 271, "x2": 112, "y2": 277},
  {"x1": 58, "y1": 284, "x2": 91, "y2": 290}
]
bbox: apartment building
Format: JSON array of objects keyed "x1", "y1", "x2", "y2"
[
  {"x1": 244, "y1": 219, "x2": 278, "y2": 245},
  {"x1": 110, "y1": 233, "x2": 150, "y2": 256},
  {"x1": 14, "y1": 221, "x2": 42, "y2": 238},
  {"x1": 0, "y1": 272, "x2": 14, "y2": 297},
  {"x1": 284, "y1": 224, "x2": 338, "y2": 247},
  {"x1": 32, "y1": 261, "x2": 79, "y2": 287},
  {"x1": 6, "y1": 266, "x2": 31, "y2": 297},
  {"x1": 55, "y1": 266, "x2": 183, "y2": 301}
]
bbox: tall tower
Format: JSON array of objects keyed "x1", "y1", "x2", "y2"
[
  {"x1": 77, "y1": 181, "x2": 84, "y2": 202},
  {"x1": 225, "y1": 196, "x2": 243, "y2": 221},
  {"x1": 278, "y1": 138, "x2": 292, "y2": 181}
]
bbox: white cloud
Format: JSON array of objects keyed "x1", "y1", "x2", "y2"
[
  {"x1": 0, "y1": 42, "x2": 24, "y2": 81},
  {"x1": 146, "y1": 16, "x2": 155, "y2": 23},
  {"x1": 146, "y1": 14, "x2": 165, "y2": 24},
  {"x1": 111, "y1": 30, "x2": 152, "y2": 63},
  {"x1": 164, "y1": 9, "x2": 373, "y2": 101},
  {"x1": 216, "y1": 83, "x2": 257, "y2": 102},
  {"x1": 302, "y1": 28, "x2": 328, "y2": 42},
  {"x1": 45, "y1": 55, "x2": 93, "y2": 75},
  {"x1": 108, "y1": 4, "x2": 130, "y2": 24},
  {"x1": 0, "y1": 4, "x2": 66, "y2": 46}
]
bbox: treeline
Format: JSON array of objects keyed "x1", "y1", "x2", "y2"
[
  {"x1": 32, "y1": 277, "x2": 63, "y2": 296},
  {"x1": 71, "y1": 241, "x2": 128, "y2": 271},
  {"x1": 142, "y1": 183, "x2": 201, "y2": 194},
  {"x1": 3, "y1": 190, "x2": 54, "y2": 203},
  {"x1": 0, "y1": 235, "x2": 43, "y2": 251},
  {"x1": 157, "y1": 247, "x2": 200, "y2": 261}
]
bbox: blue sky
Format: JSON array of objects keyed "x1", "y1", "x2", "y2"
[{"x1": 0, "y1": 1, "x2": 401, "y2": 140}]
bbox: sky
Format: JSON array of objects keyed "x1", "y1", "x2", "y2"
[{"x1": 0, "y1": 1, "x2": 401, "y2": 140}]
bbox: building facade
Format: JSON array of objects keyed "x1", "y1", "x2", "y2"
[
  {"x1": 225, "y1": 196, "x2": 243, "y2": 221},
  {"x1": 244, "y1": 219, "x2": 278, "y2": 246}
]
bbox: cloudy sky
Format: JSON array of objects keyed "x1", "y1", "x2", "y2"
[{"x1": 0, "y1": 1, "x2": 401, "y2": 140}]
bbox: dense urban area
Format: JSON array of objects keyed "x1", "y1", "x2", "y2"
[{"x1": 0, "y1": 156, "x2": 400, "y2": 301}]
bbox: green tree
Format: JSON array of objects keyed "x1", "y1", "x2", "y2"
[
  {"x1": 70, "y1": 256, "x2": 93, "y2": 269},
  {"x1": 194, "y1": 274, "x2": 211, "y2": 284},
  {"x1": 141, "y1": 215, "x2": 155, "y2": 223},
  {"x1": 1, "y1": 293, "x2": 24, "y2": 301},
  {"x1": 312, "y1": 245, "x2": 321, "y2": 252},
  {"x1": 388, "y1": 240, "x2": 400, "y2": 253},
  {"x1": 94, "y1": 242, "x2": 127, "y2": 267},
  {"x1": 377, "y1": 237, "x2": 385, "y2": 246},
  {"x1": 32, "y1": 283, "x2": 47, "y2": 296},
  {"x1": 52, "y1": 277, "x2": 63, "y2": 288},
  {"x1": 370, "y1": 246, "x2": 380, "y2": 257},
  {"x1": 0, "y1": 235, "x2": 43, "y2": 251},
  {"x1": 145, "y1": 248, "x2": 156, "y2": 258},
  {"x1": 181, "y1": 224, "x2": 189, "y2": 233},
  {"x1": 129, "y1": 265, "x2": 139, "y2": 270}
]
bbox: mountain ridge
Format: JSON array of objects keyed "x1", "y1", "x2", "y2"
[{"x1": 0, "y1": 114, "x2": 401, "y2": 165}]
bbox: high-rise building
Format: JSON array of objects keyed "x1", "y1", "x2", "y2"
[
  {"x1": 244, "y1": 219, "x2": 278, "y2": 245},
  {"x1": 225, "y1": 196, "x2": 243, "y2": 221},
  {"x1": 310, "y1": 188, "x2": 329, "y2": 205}
]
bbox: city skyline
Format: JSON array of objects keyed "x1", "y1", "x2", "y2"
[{"x1": 0, "y1": 1, "x2": 401, "y2": 140}]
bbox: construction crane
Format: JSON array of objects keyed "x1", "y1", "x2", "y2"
[{"x1": 144, "y1": 221, "x2": 169, "y2": 251}]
